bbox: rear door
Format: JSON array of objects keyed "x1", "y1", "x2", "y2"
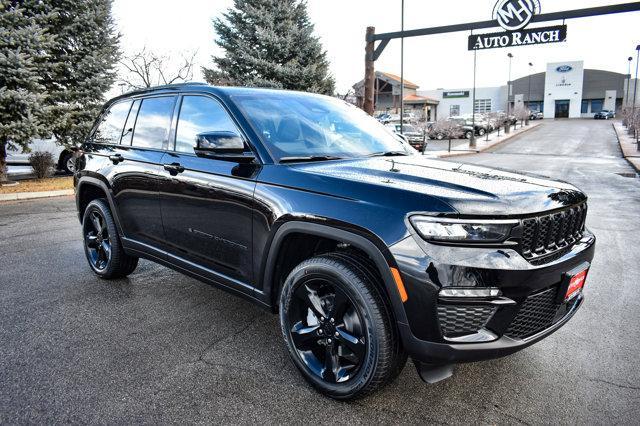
[
  {"x1": 109, "y1": 95, "x2": 177, "y2": 250},
  {"x1": 159, "y1": 94, "x2": 259, "y2": 286}
]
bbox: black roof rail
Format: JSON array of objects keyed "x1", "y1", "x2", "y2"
[{"x1": 109, "y1": 82, "x2": 210, "y2": 102}]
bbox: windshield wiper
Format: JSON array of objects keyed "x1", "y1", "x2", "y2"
[
  {"x1": 367, "y1": 150, "x2": 410, "y2": 157},
  {"x1": 279, "y1": 155, "x2": 344, "y2": 163}
]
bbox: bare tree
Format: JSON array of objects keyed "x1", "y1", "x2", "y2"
[
  {"x1": 119, "y1": 47, "x2": 197, "y2": 90},
  {"x1": 513, "y1": 106, "x2": 530, "y2": 128},
  {"x1": 430, "y1": 118, "x2": 462, "y2": 152}
]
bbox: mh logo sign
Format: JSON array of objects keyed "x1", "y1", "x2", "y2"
[{"x1": 493, "y1": 0, "x2": 541, "y2": 31}]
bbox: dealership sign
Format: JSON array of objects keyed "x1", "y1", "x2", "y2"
[
  {"x1": 468, "y1": 25, "x2": 566, "y2": 50},
  {"x1": 468, "y1": 0, "x2": 567, "y2": 50},
  {"x1": 443, "y1": 90, "x2": 469, "y2": 98}
]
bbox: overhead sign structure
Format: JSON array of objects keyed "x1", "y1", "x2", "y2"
[
  {"x1": 469, "y1": 0, "x2": 567, "y2": 51},
  {"x1": 468, "y1": 24, "x2": 566, "y2": 50}
]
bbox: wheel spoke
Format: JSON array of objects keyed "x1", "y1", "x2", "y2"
[
  {"x1": 322, "y1": 343, "x2": 338, "y2": 383},
  {"x1": 328, "y1": 289, "x2": 350, "y2": 321},
  {"x1": 290, "y1": 321, "x2": 320, "y2": 351},
  {"x1": 336, "y1": 327, "x2": 366, "y2": 361},
  {"x1": 298, "y1": 284, "x2": 327, "y2": 319},
  {"x1": 90, "y1": 212, "x2": 102, "y2": 233},
  {"x1": 101, "y1": 240, "x2": 111, "y2": 260},
  {"x1": 85, "y1": 234, "x2": 98, "y2": 249}
]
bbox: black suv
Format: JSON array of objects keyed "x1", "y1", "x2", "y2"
[{"x1": 75, "y1": 83, "x2": 595, "y2": 399}]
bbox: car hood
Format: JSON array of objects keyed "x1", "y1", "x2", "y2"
[{"x1": 287, "y1": 155, "x2": 586, "y2": 216}]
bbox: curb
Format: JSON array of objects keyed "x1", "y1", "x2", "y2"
[
  {"x1": 611, "y1": 122, "x2": 640, "y2": 174},
  {"x1": 437, "y1": 121, "x2": 542, "y2": 158},
  {"x1": 0, "y1": 189, "x2": 74, "y2": 202}
]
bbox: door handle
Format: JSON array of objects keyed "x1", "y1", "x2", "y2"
[
  {"x1": 108, "y1": 154, "x2": 124, "y2": 164},
  {"x1": 163, "y1": 162, "x2": 185, "y2": 175}
]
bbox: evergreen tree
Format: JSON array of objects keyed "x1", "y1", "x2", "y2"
[
  {"x1": 203, "y1": 0, "x2": 334, "y2": 95},
  {"x1": 0, "y1": 1, "x2": 49, "y2": 182},
  {"x1": 24, "y1": 0, "x2": 120, "y2": 148}
]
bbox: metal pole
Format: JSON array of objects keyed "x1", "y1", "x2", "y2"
[
  {"x1": 507, "y1": 53, "x2": 513, "y2": 116},
  {"x1": 470, "y1": 46, "x2": 477, "y2": 148},
  {"x1": 627, "y1": 56, "x2": 633, "y2": 106},
  {"x1": 364, "y1": 27, "x2": 375, "y2": 115},
  {"x1": 400, "y1": 0, "x2": 404, "y2": 134},
  {"x1": 527, "y1": 62, "x2": 533, "y2": 123},
  {"x1": 633, "y1": 45, "x2": 639, "y2": 115}
]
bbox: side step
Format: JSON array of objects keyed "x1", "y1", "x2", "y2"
[{"x1": 413, "y1": 361, "x2": 454, "y2": 384}]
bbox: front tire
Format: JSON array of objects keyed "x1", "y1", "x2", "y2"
[
  {"x1": 279, "y1": 254, "x2": 404, "y2": 399},
  {"x1": 82, "y1": 199, "x2": 138, "y2": 279}
]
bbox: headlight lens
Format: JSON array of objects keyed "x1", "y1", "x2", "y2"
[{"x1": 410, "y1": 216, "x2": 517, "y2": 243}]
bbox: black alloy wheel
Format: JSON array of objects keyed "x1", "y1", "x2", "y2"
[
  {"x1": 82, "y1": 199, "x2": 138, "y2": 279},
  {"x1": 280, "y1": 254, "x2": 405, "y2": 399},
  {"x1": 84, "y1": 209, "x2": 111, "y2": 271},
  {"x1": 287, "y1": 277, "x2": 367, "y2": 384}
]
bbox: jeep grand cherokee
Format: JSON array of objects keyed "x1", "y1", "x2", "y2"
[{"x1": 75, "y1": 83, "x2": 595, "y2": 400}]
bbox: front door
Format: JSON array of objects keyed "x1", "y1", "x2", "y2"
[
  {"x1": 555, "y1": 100, "x2": 570, "y2": 118},
  {"x1": 159, "y1": 95, "x2": 259, "y2": 285}
]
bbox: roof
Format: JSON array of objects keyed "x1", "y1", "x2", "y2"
[
  {"x1": 403, "y1": 93, "x2": 438, "y2": 104},
  {"x1": 378, "y1": 72, "x2": 419, "y2": 89}
]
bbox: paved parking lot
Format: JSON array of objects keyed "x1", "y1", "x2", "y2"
[{"x1": 1, "y1": 119, "x2": 639, "y2": 423}]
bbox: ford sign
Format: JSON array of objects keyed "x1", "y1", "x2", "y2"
[{"x1": 556, "y1": 65, "x2": 573, "y2": 73}]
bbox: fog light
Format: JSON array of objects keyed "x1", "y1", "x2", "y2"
[{"x1": 439, "y1": 287, "x2": 501, "y2": 298}]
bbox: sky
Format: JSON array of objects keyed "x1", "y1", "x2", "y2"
[{"x1": 111, "y1": 0, "x2": 640, "y2": 94}]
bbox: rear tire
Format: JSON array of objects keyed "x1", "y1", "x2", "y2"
[
  {"x1": 82, "y1": 199, "x2": 138, "y2": 279},
  {"x1": 279, "y1": 253, "x2": 404, "y2": 400},
  {"x1": 61, "y1": 152, "x2": 75, "y2": 174}
]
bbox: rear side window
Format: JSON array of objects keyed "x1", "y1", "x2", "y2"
[
  {"x1": 93, "y1": 101, "x2": 132, "y2": 144},
  {"x1": 131, "y1": 96, "x2": 176, "y2": 149},
  {"x1": 174, "y1": 96, "x2": 239, "y2": 153}
]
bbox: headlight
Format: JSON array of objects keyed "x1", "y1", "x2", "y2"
[{"x1": 409, "y1": 216, "x2": 517, "y2": 243}]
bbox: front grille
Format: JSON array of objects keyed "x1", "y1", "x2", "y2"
[
  {"x1": 437, "y1": 305, "x2": 495, "y2": 337},
  {"x1": 520, "y1": 203, "x2": 587, "y2": 263},
  {"x1": 505, "y1": 287, "x2": 560, "y2": 339}
]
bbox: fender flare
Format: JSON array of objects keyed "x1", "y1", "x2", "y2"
[
  {"x1": 75, "y1": 176, "x2": 125, "y2": 236},
  {"x1": 261, "y1": 221, "x2": 409, "y2": 325}
]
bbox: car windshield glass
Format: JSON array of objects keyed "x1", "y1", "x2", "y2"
[{"x1": 233, "y1": 92, "x2": 410, "y2": 161}]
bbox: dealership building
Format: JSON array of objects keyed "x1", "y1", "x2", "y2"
[{"x1": 354, "y1": 60, "x2": 638, "y2": 120}]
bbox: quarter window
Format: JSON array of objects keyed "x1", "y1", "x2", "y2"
[
  {"x1": 131, "y1": 96, "x2": 176, "y2": 149},
  {"x1": 175, "y1": 96, "x2": 240, "y2": 153},
  {"x1": 93, "y1": 101, "x2": 132, "y2": 144}
]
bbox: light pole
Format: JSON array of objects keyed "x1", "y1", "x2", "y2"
[
  {"x1": 470, "y1": 45, "x2": 477, "y2": 148},
  {"x1": 633, "y1": 45, "x2": 639, "y2": 116},
  {"x1": 627, "y1": 56, "x2": 633, "y2": 106},
  {"x1": 527, "y1": 62, "x2": 533, "y2": 116},
  {"x1": 507, "y1": 53, "x2": 513, "y2": 116},
  {"x1": 399, "y1": 0, "x2": 405, "y2": 135}
]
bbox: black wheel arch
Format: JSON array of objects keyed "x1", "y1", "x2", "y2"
[
  {"x1": 75, "y1": 176, "x2": 125, "y2": 238},
  {"x1": 261, "y1": 221, "x2": 409, "y2": 326}
]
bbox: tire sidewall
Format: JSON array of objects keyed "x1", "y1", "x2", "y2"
[{"x1": 279, "y1": 261, "x2": 380, "y2": 399}]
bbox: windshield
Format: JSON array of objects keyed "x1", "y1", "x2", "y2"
[{"x1": 233, "y1": 92, "x2": 410, "y2": 161}]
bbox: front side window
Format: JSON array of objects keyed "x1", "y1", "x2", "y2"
[
  {"x1": 131, "y1": 96, "x2": 176, "y2": 149},
  {"x1": 175, "y1": 96, "x2": 239, "y2": 153},
  {"x1": 234, "y1": 92, "x2": 409, "y2": 161},
  {"x1": 93, "y1": 101, "x2": 132, "y2": 144}
]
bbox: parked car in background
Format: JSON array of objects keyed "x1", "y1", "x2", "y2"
[
  {"x1": 6, "y1": 138, "x2": 77, "y2": 174},
  {"x1": 385, "y1": 123, "x2": 426, "y2": 151},
  {"x1": 448, "y1": 117, "x2": 484, "y2": 138},
  {"x1": 376, "y1": 112, "x2": 392, "y2": 124},
  {"x1": 530, "y1": 111, "x2": 544, "y2": 120},
  {"x1": 593, "y1": 110, "x2": 615, "y2": 119}
]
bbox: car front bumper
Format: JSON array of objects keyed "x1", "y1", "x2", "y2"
[{"x1": 389, "y1": 230, "x2": 596, "y2": 364}]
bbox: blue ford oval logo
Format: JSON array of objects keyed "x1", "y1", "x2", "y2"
[{"x1": 556, "y1": 65, "x2": 573, "y2": 73}]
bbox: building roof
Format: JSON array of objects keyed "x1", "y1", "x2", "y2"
[
  {"x1": 403, "y1": 93, "x2": 439, "y2": 104},
  {"x1": 378, "y1": 72, "x2": 419, "y2": 89}
]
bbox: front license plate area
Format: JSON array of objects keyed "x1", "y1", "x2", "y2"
[{"x1": 557, "y1": 262, "x2": 590, "y2": 304}]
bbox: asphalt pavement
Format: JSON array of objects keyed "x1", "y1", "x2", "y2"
[{"x1": 1, "y1": 119, "x2": 639, "y2": 424}]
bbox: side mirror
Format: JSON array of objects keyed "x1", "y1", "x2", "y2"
[{"x1": 194, "y1": 131, "x2": 255, "y2": 163}]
